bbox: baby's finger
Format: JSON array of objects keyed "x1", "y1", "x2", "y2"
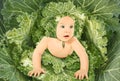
[
  {"x1": 29, "y1": 71, "x2": 34, "y2": 76},
  {"x1": 37, "y1": 72, "x2": 41, "y2": 77},
  {"x1": 34, "y1": 72, "x2": 38, "y2": 77},
  {"x1": 78, "y1": 74, "x2": 82, "y2": 80},
  {"x1": 28, "y1": 71, "x2": 31, "y2": 76},
  {"x1": 81, "y1": 74, "x2": 85, "y2": 80},
  {"x1": 74, "y1": 71, "x2": 78, "y2": 77},
  {"x1": 28, "y1": 71, "x2": 33, "y2": 75},
  {"x1": 85, "y1": 74, "x2": 88, "y2": 79},
  {"x1": 75, "y1": 73, "x2": 79, "y2": 79},
  {"x1": 41, "y1": 69, "x2": 45, "y2": 73}
]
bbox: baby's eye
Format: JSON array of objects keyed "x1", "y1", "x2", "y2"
[
  {"x1": 61, "y1": 25, "x2": 65, "y2": 28},
  {"x1": 70, "y1": 25, "x2": 73, "y2": 28}
]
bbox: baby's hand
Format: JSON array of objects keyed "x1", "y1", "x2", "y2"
[
  {"x1": 28, "y1": 68, "x2": 45, "y2": 77},
  {"x1": 74, "y1": 69, "x2": 88, "y2": 80}
]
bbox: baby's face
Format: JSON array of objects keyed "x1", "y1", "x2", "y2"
[{"x1": 56, "y1": 16, "x2": 74, "y2": 41}]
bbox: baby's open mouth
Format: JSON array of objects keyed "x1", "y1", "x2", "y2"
[{"x1": 64, "y1": 35, "x2": 69, "y2": 37}]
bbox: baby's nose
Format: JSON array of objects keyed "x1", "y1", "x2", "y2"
[{"x1": 65, "y1": 28, "x2": 70, "y2": 33}]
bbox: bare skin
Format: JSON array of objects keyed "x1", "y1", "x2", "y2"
[{"x1": 28, "y1": 16, "x2": 89, "y2": 80}]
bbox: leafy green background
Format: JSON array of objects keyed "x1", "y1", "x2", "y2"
[{"x1": 0, "y1": 0, "x2": 120, "y2": 81}]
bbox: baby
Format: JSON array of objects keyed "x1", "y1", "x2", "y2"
[{"x1": 28, "y1": 16, "x2": 89, "y2": 80}]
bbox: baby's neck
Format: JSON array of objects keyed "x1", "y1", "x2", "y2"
[{"x1": 56, "y1": 37, "x2": 74, "y2": 48}]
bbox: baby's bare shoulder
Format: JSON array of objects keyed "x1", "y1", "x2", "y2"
[
  {"x1": 68, "y1": 37, "x2": 77, "y2": 43},
  {"x1": 41, "y1": 36, "x2": 49, "y2": 41},
  {"x1": 39, "y1": 36, "x2": 51, "y2": 43},
  {"x1": 44, "y1": 37, "x2": 57, "y2": 43},
  {"x1": 48, "y1": 37, "x2": 58, "y2": 41}
]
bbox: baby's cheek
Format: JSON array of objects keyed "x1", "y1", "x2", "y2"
[
  {"x1": 57, "y1": 28, "x2": 62, "y2": 34},
  {"x1": 57, "y1": 33, "x2": 63, "y2": 40},
  {"x1": 70, "y1": 31, "x2": 74, "y2": 36},
  {"x1": 72, "y1": 29, "x2": 74, "y2": 34}
]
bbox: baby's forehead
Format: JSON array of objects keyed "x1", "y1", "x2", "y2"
[{"x1": 58, "y1": 16, "x2": 74, "y2": 24}]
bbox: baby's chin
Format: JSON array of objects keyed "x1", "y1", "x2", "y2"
[{"x1": 58, "y1": 37, "x2": 73, "y2": 42}]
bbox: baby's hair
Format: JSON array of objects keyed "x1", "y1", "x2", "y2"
[{"x1": 55, "y1": 15, "x2": 75, "y2": 23}]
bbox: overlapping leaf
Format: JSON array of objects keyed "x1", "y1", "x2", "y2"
[
  {"x1": 41, "y1": 1, "x2": 85, "y2": 38},
  {"x1": 0, "y1": 0, "x2": 120, "y2": 81},
  {"x1": 0, "y1": 44, "x2": 28, "y2": 81},
  {"x1": 85, "y1": 18, "x2": 108, "y2": 61},
  {"x1": 1, "y1": 0, "x2": 40, "y2": 31},
  {"x1": 6, "y1": 12, "x2": 37, "y2": 46},
  {"x1": 74, "y1": 0, "x2": 120, "y2": 16},
  {"x1": 98, "y1": 27, "x2": 120, "y2": 81}
]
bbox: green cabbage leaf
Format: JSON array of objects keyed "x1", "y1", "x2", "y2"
[
  {"x1": 98, "y1": 27, "x2": 120, "y2": 81},
  {"x1": 0, "y1": 0, "x2": 120, "y2": 81}
]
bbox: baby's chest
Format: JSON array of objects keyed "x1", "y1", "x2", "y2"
[
  {"x1": 47, "y1": 40, "x2": 73, "y2": 58},
  {"x1": 48, "y1": 40, "x2": 72, "y2": 51}
]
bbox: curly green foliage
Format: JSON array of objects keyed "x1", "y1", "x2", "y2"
[
  {"x1": 5, "y1": 12, "x2": 37, "y2": 69},
  {"x1": 1, "y1": 0, "x2": 41, "y2": 31},
  {"x1": 98, "y1": 25, "x2": 120, "y2": 81},
  {"x1": 85, "y1": 18, "x2": 108, "y2": 61},
  {"x1": 40, "y1": 1, "x2": 85, "y2": 38},
  {"x1": 3, "y1": 1, "x2": 108, "y2": 81},
  {"x1": 18, "y1": 50, "x2": 33, "y2": 75},
  {"x1": 42, "y1": 51, "x2": 65, "y2": 74},
  {"x1": 19, "y1": 51, "x2": 81, "y2": 81},
  {"x1": 1, "y1": 0, "x2": 120, "y2": 81},
  {"x1": 0, "y1": 40, "x2": 29, "y2": 81},
  {"x1": 30, "y1": 15, "x2": 46, "y2": 44},
  {"x1": 6, "y1": 12, "x2": 37, "y2": 43}
]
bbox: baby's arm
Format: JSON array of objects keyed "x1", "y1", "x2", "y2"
[
  {"x1": 71, "y1": 37, "x2": 89, "y2": 80},
  {"x1": 28, "y1": 37, "x2": 48, "y2": 77}
]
